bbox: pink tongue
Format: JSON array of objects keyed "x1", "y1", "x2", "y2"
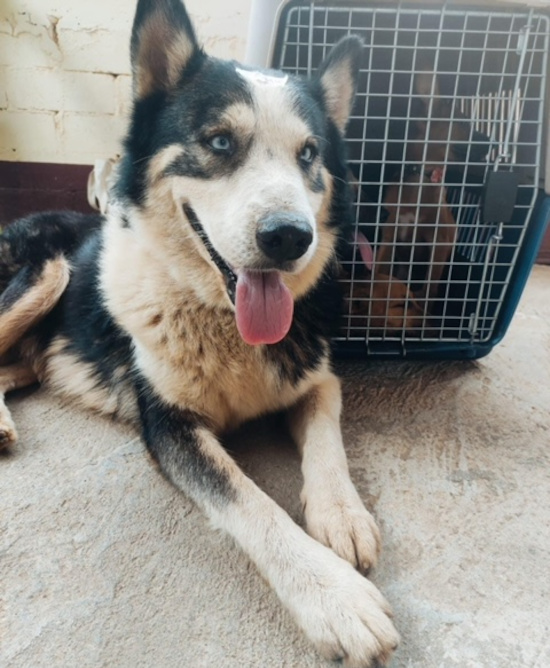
[
  {"x1": 235, "y1": 270, "x2": 294, "y2": 345},
  {"x1": 354, "y1": 231, "x2": 374, "y2": 271}
]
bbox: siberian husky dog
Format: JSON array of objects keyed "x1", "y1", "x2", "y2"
[{"x1": 0, "y1": 0, "x2": 399, "y2": 664}]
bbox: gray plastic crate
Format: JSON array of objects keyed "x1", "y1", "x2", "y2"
[{"x1": 273, "y1": 1, "x2": 550, "y2": 359}]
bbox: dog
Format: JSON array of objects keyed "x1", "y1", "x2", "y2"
[
  {"x1": 377, "y1": 165, "x2": 457, "y2": 310},
  {"x1": 376, "y1": 66, "x2": 481, "y2": 311},
  {"x1": 346, "y1": 231, "x2": 425, "y2": 334},
  {"x1": 0, "y1": 1, "x2": 399, "y2": 665}
]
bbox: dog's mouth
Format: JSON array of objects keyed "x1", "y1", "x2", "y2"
[{"x1": 183, "y1": 203, "x2": 294, "y2": 345}]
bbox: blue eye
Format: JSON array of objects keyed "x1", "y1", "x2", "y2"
[
  {"x1": 208, "y1": 134, "x2": 232, "y2": 152},
  {"x1": 300, "y1": 143, "x2": 317, "y2": 164}
]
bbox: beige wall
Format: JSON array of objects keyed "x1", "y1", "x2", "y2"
[{"x1": 0, "y1": 0, "x2": 253, "y2": 165}]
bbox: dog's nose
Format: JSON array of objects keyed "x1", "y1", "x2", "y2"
[{"x1": 256, "y1": 213, "x2": 313, "y2": 264}]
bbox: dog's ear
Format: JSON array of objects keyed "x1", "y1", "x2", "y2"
[
  {"x1": 317, "y1": 36, "x2": 363, "y2": 133},
  {"x1": 131, "y1": 0, "x2": 202, "y2": 99},
  {"x1": 414, "y1": 68, "x2": 441, "y2": 109}
]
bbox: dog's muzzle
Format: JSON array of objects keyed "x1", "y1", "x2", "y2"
[{"x1": 182, "y1": 203, "x2": 298, "y2": 346}]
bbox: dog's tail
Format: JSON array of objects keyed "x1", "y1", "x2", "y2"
[
  {"x1": 0, "y1": 211, "x2": 103, "y2": 356},
  {"x1": 0, "y1": 257, "x2": 70, "y2": 357}
]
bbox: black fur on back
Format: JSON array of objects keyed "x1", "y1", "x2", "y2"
[
  {"x1": 0, "y1": 211, "x2": 134, "y2": 411},
  {"x1": 0, "y1": 211, "x2": 102, "y2": 292}
]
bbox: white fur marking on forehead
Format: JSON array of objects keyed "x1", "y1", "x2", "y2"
[{"x1": 236, "y1": 67, "x2": 288, "y2": 88}]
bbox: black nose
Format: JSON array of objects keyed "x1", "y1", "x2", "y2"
[{"x1": 256, "y1": 213, "x2": 313, "y2": 264}]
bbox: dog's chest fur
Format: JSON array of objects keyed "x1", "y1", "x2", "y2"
[
  {"x1": 93, "y1": 225, "x2": 325, "y2": 432},
  {"x1": 134, "y1": 300, "x2": 318, "y2": 431}
]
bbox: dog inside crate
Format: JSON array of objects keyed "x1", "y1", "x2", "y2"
[
  {"x1": 275, "y1": 4, "x2": 546, "y2": 348},
  {"x1": 344, "y1": 51, "x2": 494, "y2": 340}
]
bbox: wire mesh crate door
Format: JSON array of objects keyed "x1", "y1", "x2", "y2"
[{"x1": 275, "y1": 2, "x2": 549, "y2": 357}]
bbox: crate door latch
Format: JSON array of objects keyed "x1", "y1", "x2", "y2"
[{"x1": 481, "y1": 171, "x2": 520, "y2": 224}]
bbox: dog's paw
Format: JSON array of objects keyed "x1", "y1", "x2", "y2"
[
  {"x1": 303, "y1": 483, "x2": 381, "y2": 573},
  {"x1": 0, "y1": 414, "x2": 17, "y2": 449},
  {"x1": 285, "y1": 544, "x2": 399, "y2": 667}
]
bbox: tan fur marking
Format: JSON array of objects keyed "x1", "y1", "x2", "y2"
[
  {"x1": 0, "y1": 257, "x2": 70, "y2": 357},
  {"x1": 44, "y1": 337, "x2": 137, "y2": 424},
  {"x1": 134, "y1": 325, "x2": 326, "y2": 432},
  {"x1": 106, "y1": 195, "x2": 228, "y2": 310},
  {"x1": 148, "y1": 145, "x2": 186, "y2": 182},
  {"x1": 208, "y1": 102, "x2": 256, "y2": 135},
  {"x1": 414, "y1": 69, "x2": 439, "y2": 105}
]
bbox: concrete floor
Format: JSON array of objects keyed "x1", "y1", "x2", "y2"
[{"x1": 2, "y1": 265, "x2": 550, "y2": 668}]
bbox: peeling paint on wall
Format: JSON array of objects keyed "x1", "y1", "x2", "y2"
[{"x1": 0, "y1": 0, "x2": 252, "y2": 165}]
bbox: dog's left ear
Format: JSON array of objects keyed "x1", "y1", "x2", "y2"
[
  {"x1": 317, "y1": 36, "x2": 363, "y2": 133},
  {"x1": 130, "y1": 0, "x2": 202, "y2": 99}
]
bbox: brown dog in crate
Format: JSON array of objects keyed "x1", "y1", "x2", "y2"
[
  {"x1": 376, "y1": 66, "x2": 479, "y2": 313},
  {"x1": 377, "y1": 164, "x2": 457, "y2": 312}
]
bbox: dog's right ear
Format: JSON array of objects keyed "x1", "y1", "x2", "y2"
[{"x1": 131, "y1": 0, "x2": 202, "y2": 99}]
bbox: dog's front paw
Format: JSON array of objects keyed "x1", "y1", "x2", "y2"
[
  {"x1": 0, "y1": 412, "x2": 17, "y2": 449},
  {"x1": 284, "y1": 544, "x2": 399, "y2": 667},
  {"x1": 303, "y1": 483, "x2": 381, "y2": 572}
]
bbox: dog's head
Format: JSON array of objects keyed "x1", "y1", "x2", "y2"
[
  {"x1": 383, "y1": 169, "x2": 453, "y2": 229},
  {"x1": 409, "y1": 67, "x2": 489, "y2": 170},
  {"x1": 115, "y1": 0, "x2": 361, "y2": 345}
]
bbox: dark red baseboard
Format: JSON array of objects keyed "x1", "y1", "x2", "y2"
[
  {"x1": 1, "y1": 160, "x2": 549, "y2": 264},
  {"x1": 0, "y1": 161, "x2": 93, "y2": 223}
]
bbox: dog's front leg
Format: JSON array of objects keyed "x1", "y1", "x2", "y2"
[
  {"x1": 139, "y1": 390, "x2": 398, "y2": 667},
  {"x1": 288, "y1": 372, "x2": 381, "y2": 573},
  {"x1": 0, "y1": 362, "x2": 37, "y2": 448}
]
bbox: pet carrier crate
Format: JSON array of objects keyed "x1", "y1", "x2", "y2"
[{"x1": 272, "y1": 0, "x2": 550, "y2": 359}]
